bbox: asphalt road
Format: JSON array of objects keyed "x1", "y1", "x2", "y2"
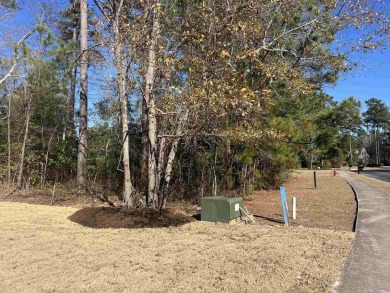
[{"x1": 352, "y1": 167, "x2": 390, "y2": 183}]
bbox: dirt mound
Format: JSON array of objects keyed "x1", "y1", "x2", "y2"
[{"x1": 69, "y1": 206, "x2": 195, "y2": 229}]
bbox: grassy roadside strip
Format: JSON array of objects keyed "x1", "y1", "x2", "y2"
[
  {"x1": 347, "y1": 171, "x2": 390, "y2": 198},
  {"x1": 246, "y1": 170, "x2": 357, "y2": 232},
  {"x1": 0, "y1": 202, "x2": 354, "y2": 292},
  {"x1": 0, "y1": 170, "x2": 357, "y2": 293}
]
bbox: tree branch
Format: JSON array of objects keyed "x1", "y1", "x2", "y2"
[
  {"x1": 0, "y1": 29, "x2": 35, "y2": 85},
  {"x1": 0, "y1": 12, "x2": 15, "y2": 24},
  {"x1": 93, "y1": 0, "x2": 111, "y2": 21},
  {"x1": 72, "y1": 41, "x2": 106, "y2": 65}
]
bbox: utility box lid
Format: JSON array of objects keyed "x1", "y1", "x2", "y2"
[{"x1": 201, "y1": 196, "x2": 244, "y2": 223}]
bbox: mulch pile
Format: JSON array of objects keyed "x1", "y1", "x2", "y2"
[{"x1": 68, "y1": 206, "x2": 195, "y2": 229}]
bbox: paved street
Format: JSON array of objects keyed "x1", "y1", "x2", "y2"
[{"x1": 352, "y1": 167, "x2": 390, "y2": 183}]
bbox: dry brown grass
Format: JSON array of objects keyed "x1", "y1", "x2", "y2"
[
  {"x1": 246, "y1": 170, "x2": 356, "y2": 231},
  {"x1": 0, "y1": 200, "x2": 354, "y2": 293},
  {"x1": 0, "y1": 171, "x2": 356, "y2": 292},
  {"x1": 291, "y1": 170, "x2": 356, "y2": 231}
]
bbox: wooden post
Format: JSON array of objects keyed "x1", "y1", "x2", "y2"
[{"x1": 314, "y1": 171, "x2": 317, "y2": 188}]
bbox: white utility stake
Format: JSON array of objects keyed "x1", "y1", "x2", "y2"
[{"x1": 292, "y1": 197, "x2": 297, "y2": 220}]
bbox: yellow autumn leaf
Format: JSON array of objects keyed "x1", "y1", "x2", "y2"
[{"x1": 220, "y1": 50, "x2": 229, "y2": 57}]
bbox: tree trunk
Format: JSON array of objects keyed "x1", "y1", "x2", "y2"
[
  {"x1": 144, "y1": 0, "x2": 160, "y2": 208},
  {"x1": 77, "y1": 0, "x2": 89, "y2": 190},
  {"x1": 377, "y1": 126, "x2": 380, "y2": 165},
  {"x1": 17, "y1": 88, "x2": 31, "y2": 189},
  {"x1": 7, "y1": 85, "x2": 12, "y2": 195},
  {"x1": 68, "y1": 26, "x2": 77, "y2": 138},
  {"x1": 158, "y1": 111, "x2": 188, "y2": 209},
  {"x1": 41, "y1": 131, "x2": 55, "y2": 187},
  {"x1": 349, "y1": 130, "x2": 352, "y2": 163},
  {"x1": 310, "y1": 154, "x2": 313, "y2": 170},
  {"x1": 374, "y1": 127, "x2": 378, "y2": 165},
  {"x1": 140, "y1": 97, "x2": 149, "y2": 192},
  {"x1": 242, "y1": 164, "x2": 247, "y2": 195},
  {"x1": 113, "y1": 4, "x2": 135, "y2": 206},
  {"x1": 156, "y1": 137, "x2": 167, "y2": 194},
  {"x1": 158, "y1": 137, "x2": 178, "y2": 209},
  {"x1": 140, "y1": 0, "x2": 150, "y2": 185},
  {"x1": 224, "y1": 138, "x2": 232, "y2": 192}
]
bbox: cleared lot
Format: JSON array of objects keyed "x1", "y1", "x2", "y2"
[{"x1": 0, "y1": 171, "x2": 355, "y2": 292}]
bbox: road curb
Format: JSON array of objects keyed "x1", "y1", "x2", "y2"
[
  {"x1": 332, "y1": 172, "x2": 390, "y2": 292},
  {"x1": 331, "y1": 172, "x2": 358, "y2": 293}
]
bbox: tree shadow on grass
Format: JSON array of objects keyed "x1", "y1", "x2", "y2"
[
  {"x1": 69, "y1": 207, "x2": 195, "y2": 229},
  {"x1": 253, "y1": 214, "x2": 284, "y2": 224},
  {"x1": 191, "y1": 213, "x2": 284, "y2": 225}
]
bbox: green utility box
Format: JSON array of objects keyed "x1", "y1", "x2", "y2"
[{"x1": 201, "y1": 196, "x2": 244, "y2": 223}]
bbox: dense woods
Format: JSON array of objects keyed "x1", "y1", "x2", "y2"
[{"x1": 1, "y1": 0, "x2": 389, "y2": 208}]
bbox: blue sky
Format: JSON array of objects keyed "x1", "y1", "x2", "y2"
[
  {"x1": 325, "y1": 48, "x2": 390, "y2": 111},
  {"x1": 2, "y1": 0, "x2": 389, "y2": 114}
]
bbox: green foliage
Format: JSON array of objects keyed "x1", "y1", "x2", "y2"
[
  {"x1": 363, "y1": 98, "x2": 390, "y2": 128},
  {"x1": 0, "y1": 0, "x2": 19, "y2": 10},
  {"x1": 1, "y1": 0, "x2": 389, "y2": 202},
  {"x1": 362, "y1": 98, "x2": 390, "y2": 165}
]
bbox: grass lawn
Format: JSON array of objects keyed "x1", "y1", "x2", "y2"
[{"x1": 0, "y1": 170, "x2": 355, "y2": 292}]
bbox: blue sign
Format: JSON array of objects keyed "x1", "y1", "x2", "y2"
[{"x1": 280, "y1": 186, "x2": 289, "y2": 225}]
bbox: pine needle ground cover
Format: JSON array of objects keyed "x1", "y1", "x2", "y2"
[{"x1": 0, "y1": 171, "x2": 355, "y2": 292}]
